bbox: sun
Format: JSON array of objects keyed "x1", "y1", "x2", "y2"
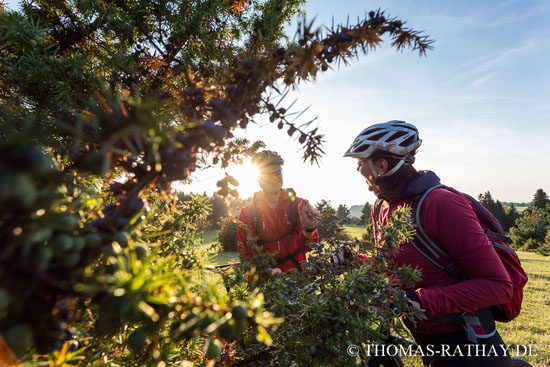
[{"x1": 226, "y1": 159, "x2": 260, "y2": 199}]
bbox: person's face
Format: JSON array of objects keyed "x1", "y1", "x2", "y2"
[
  {"x1": 357, "y1": 158, "x2": 386, "y2": 193},
  {"x1": 258, "y1": 165, "x2": 283, "y2": 194}
]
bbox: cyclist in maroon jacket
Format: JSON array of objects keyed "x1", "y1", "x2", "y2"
[{"x1": 344, "y1": 121, "x2": 513, "y2": 367}]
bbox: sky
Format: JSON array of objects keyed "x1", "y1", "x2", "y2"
[
  {"x1": 5, "y1": 0, "x2": 550, "y2": 207},
  {"x1": 220, "y1": 0, "x2": 550, "y2": 207}
]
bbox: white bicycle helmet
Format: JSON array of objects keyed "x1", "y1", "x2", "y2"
[{"x1": 344, "y1": 120, "x2": 421, "y2": 179}]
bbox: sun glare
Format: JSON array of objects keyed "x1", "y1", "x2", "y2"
[{"x1": 226, "y1": 159, "x2": 260, "y2": 199}]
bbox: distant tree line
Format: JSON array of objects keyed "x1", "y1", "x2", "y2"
[
  {"x1": 339, "y1": 188, "x2": 550, "y2": 256},
  {"x1": 474, "y1": 188, "x2": 549, "y2": 255},
  {"x1": 508, "y1": 188, "x2": 550, "y2": 255},
  {"x1": 212, "y1": 188, "x2": 550, "y2": 256},
  {"x1": 477, "y1": 191, "x2": 520, "y2": 232}
]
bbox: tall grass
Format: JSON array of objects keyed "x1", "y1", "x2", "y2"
[{"x1": 498, "y1": 251, "x2": 550, "y2": 366}]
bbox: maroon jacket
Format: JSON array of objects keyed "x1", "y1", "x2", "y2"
[{"x1": 373, "y1": 171, "x2": 513, "y2": 334}]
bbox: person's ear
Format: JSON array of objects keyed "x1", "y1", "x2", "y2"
[{"x1": 375, "y1": 158, "x2": 388, "y2": 175}]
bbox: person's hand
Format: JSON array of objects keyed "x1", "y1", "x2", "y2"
[
  {"x1": 388, "y1": 291, "x2": 425, "y2": 318},
  {"x1": 301, "y1": 260, "x2": 323, "y2": 275},
  {"x1": 404, "y1": 292, "x2": 424, "y2": 313},
  {"x1": 330, "y1": 244, "x2": 355, "y2": 265},
  {"x1": 298, "y1": 199, "x2": 319, "y2": 232},
  {"x1": 269, "y1": 268, "x2": 282, "y2": 275}
]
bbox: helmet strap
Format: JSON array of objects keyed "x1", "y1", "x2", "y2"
[
  {"x1": 380, "y1": 159, "x2": 405, "y2": 177},
  {"x1": 367, "y1": 158, "x2": 405, "y2": 181},
  {"x1": 367, "y1": 159, "x2": 380, "y2": 180}
]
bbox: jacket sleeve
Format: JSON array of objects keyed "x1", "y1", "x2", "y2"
[
  {"x1": 416, "y1": 190, "x2": 513, "y2": 317},
  {"x1": 237, "y1": 208, "x2": 254, "y2": 260}
]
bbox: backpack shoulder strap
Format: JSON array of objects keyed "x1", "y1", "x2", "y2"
[
  {"x1": 250, "y1": 197, "x2": 262, "y2": 237},
  {"x1": 285, "y1": 188, "x2": 298, "y2": 230},
  {"x1": 410, "y1": 184, "x2": 466, "y2": 279}
]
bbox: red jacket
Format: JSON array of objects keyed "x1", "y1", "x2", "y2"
[
  {"x1": 237, "y1": 189, "x2": 319, "y2": 272},
  {"x1": 373, "y1": 172, "x2": 513, "y2": 334}
]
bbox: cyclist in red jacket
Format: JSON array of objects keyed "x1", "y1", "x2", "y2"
[
  {"x1": 237, "y1": 150, "x2": 319, "y2": 274},
  {"x1": 344, "y1": 121, "x2": 513, "y2": 367}
]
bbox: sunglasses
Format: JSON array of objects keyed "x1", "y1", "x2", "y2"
[{"x1": 260, "y1": 167, "x2": 283, "y2": 176}]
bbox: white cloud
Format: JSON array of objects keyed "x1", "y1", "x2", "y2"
[
  {"x1": 416, "y1": 3, "x2": 547, "y2": 35},
  {"x1": 469, "y1": 72, "x2": 496, "y2": 89},
  {"x1": 453, "y1": 38, "x2": 536, "y2": 78}
]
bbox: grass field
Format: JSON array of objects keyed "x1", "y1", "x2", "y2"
[
  {"x1": 201, "y1": 226, "x2": 549, "y2": 366},
  {"x1": 497, "y1": 251, "x2": 550, "y2": 366},
  {"x1": 343, "y1": 225, "x2": 368, "y2": 238},
  {"x1": 516, "y1": 206, "x2": 529, "y2": 213},
  {"x1": 201, "y1": 225, "x2": 369, "y2": 247},
  {"x1": 199, "y1": 229, "x2": 218, "y2": 245}
]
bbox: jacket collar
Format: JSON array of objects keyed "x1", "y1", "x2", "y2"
[{"x1": 378, "y1": 170, "x2": 441, "y2": 202}]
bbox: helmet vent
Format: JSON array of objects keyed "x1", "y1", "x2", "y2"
[
  {"x1": 369, "y1": 132, "x2": 386, "y2": 141},
  {"x1": 388, "y1": 131, "x2": 407, "y2": 141},
  {"x1": 392, "y1": 121, "x2": 416, "y2": 130},
  {"x1": 399, "y1": 136, "x2": 415, "y2": 147},
  {"x1": 354, "y1": 144, "x2": 369, "y2": 153},
  {"x1": 362, "y1": 127, "x2": 383, "y2": 136}
]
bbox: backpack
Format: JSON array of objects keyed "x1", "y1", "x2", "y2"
[
  {"x1": 375, "y1": 184, "x2": 528, "y2": 323},
  {"x1": 250, "y1": 188, "x2": 304, "y2": 271}
]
